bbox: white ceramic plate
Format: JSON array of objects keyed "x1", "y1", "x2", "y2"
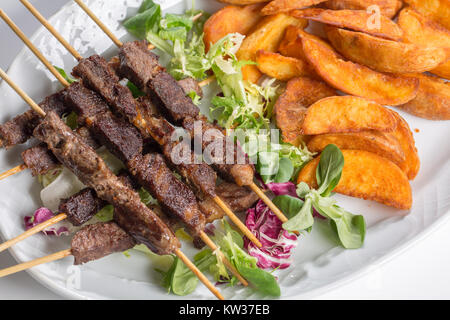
[{"x1": 0, "y1": 0, "x2": 449, "y2": 300}]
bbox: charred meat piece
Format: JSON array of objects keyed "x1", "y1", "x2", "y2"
[
  {"x1": 128, "y1": 153, "x2": 206, "y2": 236},
  {"x1": 72, "y1": 55, "x2": 137, "y2": 120},
  {"x1": 59, "y1": 188, "x2": 106, "y2": 226},
  {"x1": 0, "y1": 91, "x2": 68, "y2": 148},
  {"x1": 177, "y1": 77, "x2": 203, "y2": 99},
  {"x1": 66, "y1": 81, "x2": 143, "y2": 164},
  {"x1": 21, "y1": 144, "x2": 59, "y2": 176},
  {"x1": 89, "y1": 114, "x2": 143, "y2": 164},
  {"x1": 118, "y1": 41, "x2": 199, "y2": 124},
  {"x1": 64, "y1": 82, "x2": 109, "y2": 124},
  {"x1": 33, "y1": 111, "x2": 179, "y2": 255},
  {"x1": 75, "y1": 126, "x2": 100, "y2": 150},
  {"x1": 118, "y1": 40, "x2": 162, "y2": 89},
  {"x1": 71, "y1": 221, "x2": 135, "y2": 265},
  {"x1": 183, "y1": 116, "x2": 255, "y2": 186},
  {"x1": 199, "y1": 183, "x2": 259, "y2": 223}
]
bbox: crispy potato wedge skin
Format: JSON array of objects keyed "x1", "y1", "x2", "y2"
[
  {"x1": 325, "y1": 0, "x2": 403, "y2": 18},
  {"x1": 261, "y1": 0, "x2": 327, "y2": 15},
  {"x1": 398, "y1": 8, "x2": 450, "y2": 50},
  {"x1": 291, "y1": 8, "x2": 404, "y2": 41},
  {"x1": 278, "y1": 26, "x2": 330, "y2": 60},
  {"x1": 300, "y1": 34, "x2": 419, "y2": 105},
  {"x1": 388, "y1": 110, "x2": 420, "y2": 180},
  {"x1": 217, "y1": 0, "x2": 270, "y2": 4},
  {"x1": 256, "y1": 50, "x2": 316, "y2": 80},
  {"x1": 399, "y1": 74, "x2": 450, "y2": 120},
  {"x1": 307, "y1": 131, "x2": 406, "y2": 167},
  {"x1": 297, "y1": 150, "x2": 413, "y2": 210},
  {"x1": 398, "y1": 8, "x2": 450, "y2": 79},
  {"x1": 237, "y1": 13, "x2": 308, "y2": 83},
  {"x1": 404, "y1": 0, "x2": 450, "y2": 30},
  {"x1": 325, "y1": 27, "x2": 448, "y2": 74},
  {"x1": 275, "y1": 77, "x2": 336, "y2": 143},
  {"x1": 301, "y1": 96, "x2": 398, "y2": 135},
  {"x1": 431, "y1": 62, "x2": 450, "y2": 80},
  {"x1": 203, "y1": 4, "x2": 265, "y2": 52}
]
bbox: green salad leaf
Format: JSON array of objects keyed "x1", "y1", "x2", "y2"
[
  {"x1": 281, "y1": 144, "x2": 366, "y2": 248},
  {"x1": 54, "y1": 66, "x2": 77, "y2": 84}
]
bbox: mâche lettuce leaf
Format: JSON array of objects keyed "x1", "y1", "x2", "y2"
[{"x1": 281, "y1": 144, "x2": 366, "y2": 248}]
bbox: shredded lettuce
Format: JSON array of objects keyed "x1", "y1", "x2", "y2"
[{"x1": 124, "y1": 0, "x2": 209, "y2": 81}]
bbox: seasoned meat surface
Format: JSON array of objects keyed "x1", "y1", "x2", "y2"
[
  {"x1": 72, "y1": 55, "x2": 137, "y2": 120},
  {"x1": 199, "y1": 183, "x2": 259, "y2": 223},
  {"x1": 59, "y1": 188, "x2": 106, "y2": 226},
  {"x1": 65, "y1": 82, "x2": 109, "y2": 124},
  {"x1": 128, "y1": 153, "x2": 206, "y2": 236},
  {"x1": 118, "y1": 41, "x2": 199, "y2": 123},
  {"x1": 119, "y1": 40, "x2": 162, "y2": 89},
  {"x1": 21, "y1": 144, "x2": 59, "y2": 176},
  {"x1": 177, "y1": 77, "x2": 203, "y2": 98},
  {"x1": 0, "y1": 91, "x2": 68, "y2": 148},
  {"x1": 71, "y1": 222, "x2": 135, "y2": 265},
  {"x1": 183, "y1": 116, "x2": 255, "y2": 186},
  {"x1": 34, "y1": 111, "x2": 179, "y2": 255}
]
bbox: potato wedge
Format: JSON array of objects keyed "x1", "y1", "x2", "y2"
[
  {"x1": 261, "y1": 0, "x2": 327, "y2": 15},
  {"x1": 432, "y1": 62, "x2": 450, "y2": 80},
  {"x1": 278, "y1": 26, "x2": 330, "y2": 60},
  {"x1": 399, "y1": 74, "x2": 450, "y2": 120},
  {"x1": 297, "y1": 150, "x2": 413, "y2": 210},
  {"x1": 203, "y1": 4, "x2": 265, "y2": 52},
  {"x1": 325, "y1": 27, "x2": 448, "y2": 74},
  {"x1": 404, "y1": 0, "x2": 450, "y2": 30},
  {"x1": 301, "y1": 96, "x2": 397, "y2": 135},
  {"x1": 291, "y1": 8, "x2": 404, "y2": 41},
  {"x1": 217, "y1": 0, "x2": 270, "y2": 4},
  {"x1": 325, "y1": 0, "x2": 403, "y2": 18},
  {"x1": 237, "y1": 13, "x2": 308, "y2": 83},
  {"x1": 307, "y1": 131, "x2": 406, "y2": 167},
  {"x1": 398, "y1": 8, "x2": 450, "y2": 50},
  {"x1": 389, "y1": 110, "x2": 420, "y2": 180},
  {"x1": 256, "y1": 50, "x2": 316, "y2": 80},
  {"x1": 275, "y1": 77, "x2": 336, "y2": 143},
  {"x1": 300, "y1": 34, "x2": 419, "y2": 105},
  {"x1": 398, "y1": 8, "x2": 450, "y2": 79}
]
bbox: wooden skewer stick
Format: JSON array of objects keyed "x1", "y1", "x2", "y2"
[
  {"x1": 0, "y1": 213, "x2": 67, "y2": 253},
  {"x1": 0, "y1": 164, "x2": 27, "y2": 181},
  {"x1": 0, "y1": 68, "x2": 224, "y2": 300},
  {"x1": 0, "y1": 246, "x2": 223, "y2": 299},
  {"x1": 0, "y1": 9, "x2": 69, "y2": 87},
  {"x1": 0, "y1": 249, "x2": 72, "y2": 278},
  {"x1": 0, "y1": 8, "x2": 251, "y2": 285},
  {"x1": 73, "y1": 0, "x2": 263, "y2": 248},
  {"x1": 73, "y1": 0, "x2": 123, "y2": 47},
  {"x1": 19, "y1": 0, "x2": 83, "y2": 61},
  {"x1": 199, "y1": 232, "x2": 247, "y2": 286},
  {"x1": 174, "y1": 249, "x2": 224, "y2": 300}
]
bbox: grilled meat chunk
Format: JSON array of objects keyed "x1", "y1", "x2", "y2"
[
  {"x1": 177, "y1": 77, "x2": 203, "y2": 99},
  {"x1": 0, "y1": 91, "x2": 69, "y2": 148},
  {"x1": 71, "y1": 221, "x2": 136, "y2": 265},
  {"x1": 59, "y1": 188, "x2": 106, "y2": 226},
  {"x1": 118, "y1": 41, "x2": 199, "y2": 123},
  {"x1": 21, "y1": 144, "x2": 59, "y2": 176},
  {"x1": 72, "y1": 55, "x2": 137, "y2": 120},
  {"x1": 199, "y1": 183, "x2": 259, "y2": 223},
  {"x1": 128, "y1": 153, "x2": 206, "y2": 236},
  {"x1": 34, "y1": 111, "x2": 179, "y2": 255},
  {"x1": 183, "y1": 116, "x2": 255, "y2": 186},
  {"x1": 65, "y1": 82, "x2": 109, "y2": 124}
]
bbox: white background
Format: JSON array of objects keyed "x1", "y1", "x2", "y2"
[{"x1": 0, "y1": 0, "x2": 449, "y2": 300}]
